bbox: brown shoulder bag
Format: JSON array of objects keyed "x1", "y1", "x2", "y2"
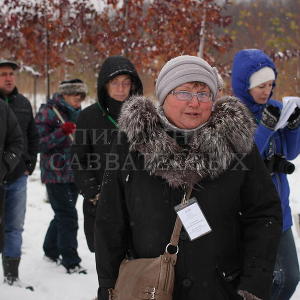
[{"x1": 109, "y1": 186, "x2": 193, "y2": 300}]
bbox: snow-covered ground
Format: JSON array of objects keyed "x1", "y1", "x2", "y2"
[
  {"x1": 1, "y1": 156, "x2": 300, "y2": 299},
  {"x1": 0, "y1": 163, "x2": 98, "y2": 300}
]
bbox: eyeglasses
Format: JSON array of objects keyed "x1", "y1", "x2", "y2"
[
  {"x1": 110, "y1": 80, "x2": 132, "y2": 88},
  {"x1": 170, "y1": 90, "x2": 212, "y2": 103}
]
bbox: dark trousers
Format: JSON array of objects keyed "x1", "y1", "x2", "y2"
[
  {"x1": 271, "y1": 228, "x2": 300, "y2": 300},
  {"x1": 43, "y1": 183, "x2": 81, "y2": 269},
  {"x1": 0, "y1": 185, "x2": 5, "y2": 252}
]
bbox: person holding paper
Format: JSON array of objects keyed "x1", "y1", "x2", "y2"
[
  {"x1": 232, "y1": 49, "x2": 300, "y2": 300},
  {"x1": 95, "y1": 55, "x2": 282, "y2": 300}
]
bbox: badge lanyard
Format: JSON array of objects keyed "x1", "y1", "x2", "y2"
[{"x1": 97, "y1": 102, "x2": 119, "y2": 128}]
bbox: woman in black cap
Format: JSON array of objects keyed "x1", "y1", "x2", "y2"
[{"x1": 71, "y1": 56, "x2": 143, "y2": 254}]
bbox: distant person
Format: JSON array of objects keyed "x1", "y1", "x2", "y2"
[
  {"x1": 232, "y1": 49, "x2": 300, "y2": 300},
  {"x1": 0, "y1": 59, "x2": 39, "y2": 288},
  {"x1": 71, "y1": 56, "x2": 143, "y2": 252},
  {"x1": 35, "y1": 79, "x2": 88, "y2": 274},
  {"x1": 95, "y1": 55, "x2": 282, "y2": 300},
  {"x1": 0, "y1": 101, "x2": 23, "y2": 254}
]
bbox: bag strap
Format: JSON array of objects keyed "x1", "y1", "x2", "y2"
[
  {"x1": 52, "y1": 106, "x2": 74, "y2": 142},
  {"x1": 169, "y1": 185, "x2": 193, "y2": 248}
]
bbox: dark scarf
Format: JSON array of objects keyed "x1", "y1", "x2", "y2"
[{"x1": 105, "y1": 95, "x2": 124, "y2": 120}]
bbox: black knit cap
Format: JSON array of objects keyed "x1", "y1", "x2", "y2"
[
  {"x1": 97, "y1": 56, "x2": 143, "y2": 107},
  {"x1": 58, "y1": 78, "x2": 88, "y2": 96}
]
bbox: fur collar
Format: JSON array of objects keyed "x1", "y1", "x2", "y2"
[{"x1": 119, "y1": 95, "x2": 255, "y2": 188}]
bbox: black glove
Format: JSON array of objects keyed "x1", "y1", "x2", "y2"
[
  {"x1": 287, "y1": 107, "x2": 300, "y2": 130},
  {"x1": 25, "y1": 159, "x2": 37, "y2": 175},
  {"x1": 2, "y1": 151, "x2": 18, "y2": 173},
  {"x1": 81, "y1": 177, "x2": 101, "y2": 200},
  {"x1": 261, "y1": 105, "x2": 280, "y2": 130}
]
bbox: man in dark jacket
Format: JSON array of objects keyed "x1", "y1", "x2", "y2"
[
  {"x1": 71, "y1": 56, "x2": 143, "y2": 252},
  {"x1": 0, "y1": 59, "x2": 39, "y2": 287},
  {"x1": 0, "y1": 101, "x2": 23, "y2": 253}
]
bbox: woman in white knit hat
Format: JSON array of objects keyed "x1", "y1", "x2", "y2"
[
  {"x1": 95, "y1": 55, "x2": 282, "y2": 300},
  {"x1": 232, "y1": 49, "x2": 300, "y2": 300}
]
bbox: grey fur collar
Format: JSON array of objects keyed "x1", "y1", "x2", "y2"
[{"x1": 119, "y1": 95, "x2": 255, "y2": 188}]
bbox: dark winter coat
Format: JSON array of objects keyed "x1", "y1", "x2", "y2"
[
  {"x1": 0, "y1": 88, "x2": 39, "y2": 183},
  {"x1": 232, "y1": 49, "x2": 300, "y2": 232},
  {"x1": 95, "y1": 96, "x2": 282, "y2": 300},
  {"x1": 35, "y1": 93, "x2": 81, "y2": 183},
  {"x1": 72, "y1": 56, "x2": 143, "y2": 252},
  {"x1": 0, "y1": 100, "x2": 23, "y2": 252}
]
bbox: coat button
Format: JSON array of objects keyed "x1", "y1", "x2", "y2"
[{"x1": 182, "y1": 278, "x2": 192, "y2": 288}]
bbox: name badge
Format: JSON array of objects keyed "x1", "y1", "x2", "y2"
[{"x1": 174, "y1": 197, "x2": 211, "y2": 241}]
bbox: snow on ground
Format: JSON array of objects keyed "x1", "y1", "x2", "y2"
[
  {"x1": 0, "y1": 163, "x2": 98, "y2": 300},
  {"x1": 1, "y1": 156, "x2": 300, "y2": 299}
]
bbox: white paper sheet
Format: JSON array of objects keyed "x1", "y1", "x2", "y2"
[{"x1": 274, "y1": 97, "x2": 300, "y2": 130}]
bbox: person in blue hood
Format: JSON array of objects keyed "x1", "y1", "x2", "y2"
[{"x1": 232, "y1": 49, "x2": 300, "y2": 300}]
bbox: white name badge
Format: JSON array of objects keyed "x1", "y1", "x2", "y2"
[{"x1": 175, "y1": 197, "x2": 211, "y2": 241}]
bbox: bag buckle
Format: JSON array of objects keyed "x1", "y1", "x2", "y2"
[
  {"x1": 150, "y1": 287, "x2": 156, "y2": 299},
  {"x1": 165, "y1": 243, "x2": 179, "y2": 254}
]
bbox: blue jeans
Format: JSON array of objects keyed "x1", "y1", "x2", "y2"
[
  {"x1": 3, "y1": 175, "x2": 28, "y2": 258},
  {"x1": 43, "y1": 183, "x2": 81, "y2": 268},
  {"x1": 271, "y1": 228, "x2": 300, "y2": 300}
]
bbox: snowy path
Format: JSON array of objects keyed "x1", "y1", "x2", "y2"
[
  {"x1": 1, "y1": 157, "x2": 300, "y2": 299},
  {"x1": 0, "y1": 167, "x2": 98, "y2": 300}
]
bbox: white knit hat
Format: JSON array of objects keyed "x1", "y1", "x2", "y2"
[{"x1": 249, "y1": 67, "x2": 275, "y2": 89}]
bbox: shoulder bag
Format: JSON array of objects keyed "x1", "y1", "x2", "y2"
[{"x1": 109, "y1": 186, "x2": 193, "y2": 300}]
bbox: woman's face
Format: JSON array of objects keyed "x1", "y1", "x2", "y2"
[
  {"x1": 63, "y1": 94, "x2": 85, "y2": 109},
  {"x1": 106, "y1": 74, "x2": 132, "y2": 102},
  {"x1": 249, "y1": 80, "x2": 274, "y2": 104},
  {"x1": 162, "y1": 82, "x2": 213, "y2": 129}
]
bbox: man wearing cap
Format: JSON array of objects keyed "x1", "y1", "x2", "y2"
[
  {"x1": 35, "y1": 79, "x2": 88, "y2": 274},
  {"x1": 0, "y1": 59, "x2": 39, "y2": 287},
  {"x1": 71, "y1": 56, "x2": 143, "y2": 254}
]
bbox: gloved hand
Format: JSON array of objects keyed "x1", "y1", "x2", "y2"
[
  {"x1": 287, "y1": 107, "x2": 300, "y2": 130},
  {"x1": 25, "y1": 159, "x2": 37, "y2": 175},
  {"x1": 261, "y1": 105, "x2": 280, "y2": 130},
  {"x1": 81, "y1": 177, "x2": 101, "y2": 200},
  {"x1": 61, "y1": 122, "x2": 76, "y2": 135},
  {"x1": 3, "y1": 151, "x2": 18, "y2": 173}
]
